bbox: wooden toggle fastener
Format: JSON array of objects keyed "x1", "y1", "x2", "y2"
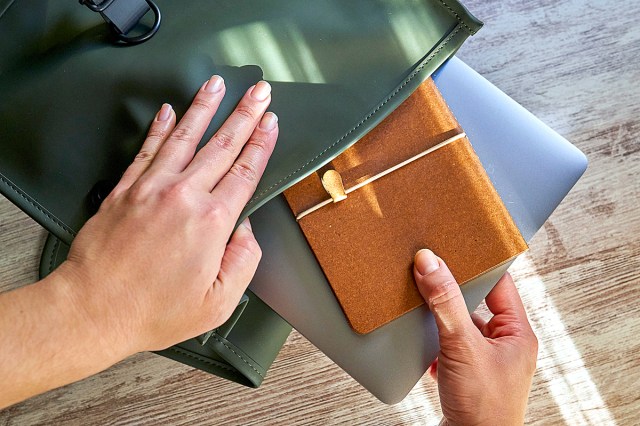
[{"x1": 321, "y1": 170, "x2": 348, "y2": 203}]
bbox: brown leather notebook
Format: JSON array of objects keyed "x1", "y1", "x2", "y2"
[{"x1": 283, "y1": 79, "x2": 527, "y2": 334}]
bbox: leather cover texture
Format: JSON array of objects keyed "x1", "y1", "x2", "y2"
[
  {"x1": 284, "y1": 79, "x2": 527, "y2": 334},
  {"x1": 0, "y1": 0, "x2": 481, "y2": 385},
  {"x1": 39, "y1": 234, "x2": 291, "y2": 388}
]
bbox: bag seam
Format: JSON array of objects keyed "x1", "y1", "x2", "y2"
[
  {"x1": 210, "y1": 334, "x2": 265, "y2": 379},
  {"x1": 245, "y1": 25, "x2": 462, "y2": 208},
  {"x1": 48, "y1": 237, "x2": 61, "y2": 274},
  {"x1": 166, "y1": 346, "x2": 240, "y2": 375},
  {"x1": 439, "y1": 0, "x2": 477, "y2": 35},
  {"x1": 0, "y1": 174, "x2": 77, "y2": 238},
  {"x1": 2, "y1": 16, "x2": 469, "y2": 239}
]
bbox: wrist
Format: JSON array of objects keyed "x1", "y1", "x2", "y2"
[{"x1": 43, "y1": 262, "x2": 138, "y2": 364}]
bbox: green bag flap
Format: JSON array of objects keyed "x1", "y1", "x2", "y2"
[
  {"x1": 0, "y1": 0, "x2": 481, "y2": 245},
  {"x1": 39, "y1": 233, "x2": 291, "y2": 388}
]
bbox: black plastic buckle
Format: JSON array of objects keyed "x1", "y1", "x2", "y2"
[{"x1": 79, "y1": 0, "x2": 161, "y2": 45}]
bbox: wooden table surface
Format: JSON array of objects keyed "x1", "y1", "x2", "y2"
[{"x1": 1, "y1": 0, "x2": 638, "y2": 424}]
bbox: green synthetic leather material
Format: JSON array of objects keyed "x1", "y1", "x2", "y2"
[
  {"x1": 40, "y1": 234, "x2": 291, "y2": 387},
  {"x1": 1, "y1": 0, "x2": 481, "y2": 386},
  {"x1": 0, "y1": 0, "x2": 481, "y2": 244}
]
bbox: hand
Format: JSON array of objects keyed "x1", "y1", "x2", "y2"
[
  {"x1": 414, "y1": 249, "x2": 538, "y2": 426},
  {"x1": 0, "y1": 76, "x2": 279, "y2": 408},
  {"x1": 54, "y1": 76, "x2": 278, "y2": 356}
]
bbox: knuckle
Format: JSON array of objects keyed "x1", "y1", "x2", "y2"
[
  {"x1": 238, "y1": 234, "x2": 262, "y2": 260},
  {"x1": 170, "y1": 125, "x2": 194, "y2": 144},
  {"x1": 204, "y1": 200, "x2": 231, "y2": 224},
  {"x1": 102, "y1": 185, "x2": 128, "y2": 208},
  {"x1": 160, "y1": 181, "x2": 192, "y2": 204},
  {"x1": 212, "y1": 131, "x2": 236, "y2": 153},
  {"x1": 105, "y1": 186, "x2": 123, "y2": 202},
  {"x1": 133, "y1": 149, "x2": 155, "y2": 163},
  {"x1": 233, "y1": 104, "x2": 257, "y2": 120},
  {"x1": 229, "y1": 161, "x2": 258, "y2": 184},
  {"x1": 127, "y1": 179, "x2": 156, "y2": 203},
  {"x1": 190, "y1": 97, "x2": 214, "y2": 114},
  {"x1": 428, "y1": 280, "x2": 461, "y2": 309},
  {"x1": 97, "y1": 194, "x2": 115, "y2": 211},
  {"x1": 246, "y1": 134, "x2": 269, "y2": 152},
  {"x1": 147, "y1": 126, "x2": 168, "y2": 141}
]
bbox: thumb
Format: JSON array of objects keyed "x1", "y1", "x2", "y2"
[
  {"x1": 414, "y1": 249, "x2": 481, "y2": 352},
  {"x1": 209, "y1": 219, "x2": 262, "y2": 328}
]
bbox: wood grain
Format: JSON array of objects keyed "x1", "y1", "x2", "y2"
[{"x1": 1, "y1": 0, "x2": 638, "y2": 424}]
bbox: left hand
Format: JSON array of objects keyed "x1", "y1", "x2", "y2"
[
  {"x1": 56, "y1": 76, "x2": 279, "y2": 355},
  {"x1": 0, "y1": 76, "x2": 279, "y2": 409}
]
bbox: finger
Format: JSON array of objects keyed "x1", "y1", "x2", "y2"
[
  {"x1": 484, "y1": 273, "x2": 536, "y2": 338},
  {"x1": 184, "y1": 81, "x2": 272, "y2": 190},
  {"x1": 414, "y1": 249, "x2": 482, "y2": 352},
  {"x1": 485, "y1": 273, "x2": 528, "y2": 318},
  {"x1": 151, "y1": 75, "x2": 226, "y2": 174},
  {"x1": 116, "y1": 103, "x2": 176, "y2": 192},
  {"x1": 207, "y1": 219, "x2": 262, "y2": 327},
  {"x1": 471, "y1": 312, "x2": 488, "y2": 332},
  {"x1": 210, "y1": 112, "x2": 278, "y2": 222}
]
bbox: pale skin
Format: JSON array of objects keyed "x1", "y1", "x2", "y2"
[{"x1": 0, "y1": 77, "x2": 538, "y2": 423}]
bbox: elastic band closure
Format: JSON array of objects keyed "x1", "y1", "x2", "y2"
[{"x1": 296, "y1": 132, "x2": 467, "y2": 221}]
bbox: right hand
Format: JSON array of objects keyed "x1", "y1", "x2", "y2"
[
  {"x1": 414, "y1": 249, "x2": 538, "y2": 426},
  {"x1": 54, "y1": 76, "x2": 279, "y2": 357}
]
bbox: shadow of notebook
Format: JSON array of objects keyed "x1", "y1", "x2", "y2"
[{"x1": 248, "y1": 57, "x2": 587, "y2": 404}]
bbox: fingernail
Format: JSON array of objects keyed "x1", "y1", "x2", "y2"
[
  {"x1": 259, "y1": 112, "x2": 278, "y2": 131},
  {"x1": 240, "y1": 218, "x2": 252, "y2": 231},
  {"x1": 204, "y1": 75, "x2": 224, "y2": 93},
  {"x1": 157, "y1": 103, "x2": 172, "y2": 122},
  {"x1": 415, "y1": 249, "x2": 440, "y2": 276},
  {"x1": 251, "y1": 81, "x2": 271, "y2": 101}
]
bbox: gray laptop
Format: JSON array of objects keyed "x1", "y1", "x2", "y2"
[{"x1": 249, "y1": 57, "x2": 588, "y2": 404}]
